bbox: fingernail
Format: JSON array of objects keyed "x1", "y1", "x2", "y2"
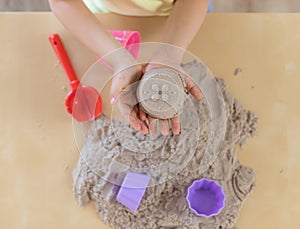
[{"x1": 110, "y1": 97, "x2": 115, "y2": 104}]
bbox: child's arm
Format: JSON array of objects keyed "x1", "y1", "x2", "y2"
[
  {"x1": 161, "y1": 0, "x2": 208, "y2": 49},
  {"x1": 146, "y1": 0, "x2": 208, "y2": 66},
  {"x1": 49, "y1": 0, "x2": 135, "y2": 69},
  {"x1": 146, "y1": 0, "x2": 208, "y2": 135},
  {"x1": 49, "y1": 0, "x2": 207, "y2": 66}
]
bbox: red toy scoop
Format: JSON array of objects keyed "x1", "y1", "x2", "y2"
[{"x1": 49, "y1": 34, "x2": 102, "y2": 122}]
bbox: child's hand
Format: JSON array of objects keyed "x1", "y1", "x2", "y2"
[
  {"x1": 109, "y1": 60, "x2": 202, "y2": 136},
  {"x1": 110, "y1": 64, "x2": 149, "y2": 134},
  {"x1": 144, "y1": 63, "x2": 203, "y2": 136}
]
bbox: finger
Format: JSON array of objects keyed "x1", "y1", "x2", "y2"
[
  {"x1": 128, "y1": 106, "x2": 148, "y2": 134},
  {"x1": 135, "y1": 107, "x2": 149, "y2": 135},
  {"x1": 171, "y1": 116, "x2": 180, "y2": 135},
  {"x1": 159, "y1": 119, "x2": 170, "y2": 136},
  {"x1": 110, "y1": 65, "x2": 143, "y2": 104},
  {"x1": 148, "y1": 116, "x2": 158, "y2": 135},
  {"x1": 139, "y1": 116, "x2": 149, "y2": 135},
  {"x1": 185, "y1": 76, "x2": 203, "y2": 100},
  {"x1": 110, "y1": 76, "x2": 125, "y2": 104},
  {"x1": 128, "y1": 108, "x2": 142, "y2": 131},
  {"x1": 139, "y1": 110, "x2": 147, "y2": 122}
]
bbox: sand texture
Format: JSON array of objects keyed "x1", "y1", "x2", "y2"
[{"x1": 72, "y1": 61, "x2": 258, "y2": 229}]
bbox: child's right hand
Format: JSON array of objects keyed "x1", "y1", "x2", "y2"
[{"x1": 110, "y1": 63, "x2": 149, "y2": 134}]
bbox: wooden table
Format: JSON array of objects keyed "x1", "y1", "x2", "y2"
[{"x1": 0, "y1": 13, "x2": 299, "y2": 229}]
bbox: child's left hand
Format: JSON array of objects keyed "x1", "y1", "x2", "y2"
[{"x1": 143, "y1": 63, "x2": 203, "y2": 136}]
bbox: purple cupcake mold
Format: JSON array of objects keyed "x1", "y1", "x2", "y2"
[
  {"x1": 116, "y1": 172, "x2": 150, "y2": 211},
  {"x1": 186, "y1": 178, "x2": 226, "y2": 217}
]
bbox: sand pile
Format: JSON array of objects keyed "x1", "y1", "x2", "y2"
[{"x1": 72, "y1": 61, "x2": 257, "y2": 229}]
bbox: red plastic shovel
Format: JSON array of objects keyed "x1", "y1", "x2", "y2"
[{"x1": 49, "y1": 34, "x2": 102, "y2": 122}]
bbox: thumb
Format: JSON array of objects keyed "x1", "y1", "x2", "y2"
[
  {"x1": 110, "y1": 76, "x2": 124, "y2": 104},
  {"x1": 110, "y1": 64, "x2": 143, "y2": 104},
  {"x1": 185, "y1": 76, "x2": 203, "y2": 100}
]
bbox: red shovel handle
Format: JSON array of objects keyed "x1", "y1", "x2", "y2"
[{"x1": 49, "y1": 34, "x2": 78, "y2": 83}]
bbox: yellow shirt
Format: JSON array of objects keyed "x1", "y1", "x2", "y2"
[{"x1": 83, "y1": 0, "x2": 174, "y2": 16}]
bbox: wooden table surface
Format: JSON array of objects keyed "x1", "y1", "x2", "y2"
[{"x1": 0, "y1": 13, "x2": 299, "y2": 229}]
